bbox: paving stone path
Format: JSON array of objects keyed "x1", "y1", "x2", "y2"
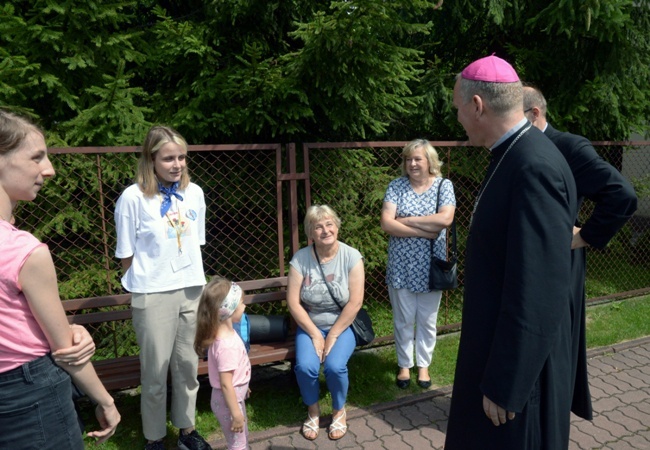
[{"x1": 209, "y1": 337, "x2": 650, "y2": 450}]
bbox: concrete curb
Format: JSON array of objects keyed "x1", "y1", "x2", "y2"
[{"x1": 585, "y1": 335, "x2": 650, "y2": 358}]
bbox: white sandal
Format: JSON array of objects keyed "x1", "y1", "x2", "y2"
[
  {"x1": 302, "y1": 414, "x2": 319, "y2": 441},
  {"x1": 328, "y1": 410, "x2": 347, "y2": 440}
]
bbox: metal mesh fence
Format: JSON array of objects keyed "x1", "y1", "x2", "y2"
[
  {"x1": 15, "y1": 141, "x2": 650, "y2": 360},
  {"x1": 589, "y1": 143, "x2": 650, "y2": 294},
  {"x1": 305, "y1": 143, "x2": 476, "y2": 330},
  {"x1": 306, "y1": 142, "x2": 650, "y2": 331},
  {"x1": 16, "y1": 146, "x2": 286, "y2": 298}
]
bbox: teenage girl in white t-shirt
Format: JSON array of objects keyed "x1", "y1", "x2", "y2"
[{"x1": 114, "y1": 126, "x2": 211, "y2": 450}]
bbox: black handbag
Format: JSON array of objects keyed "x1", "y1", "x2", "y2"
[
  {"x1": 313, "y1": 245, "x2": 375, "y2": 346},
  {"x1": 429, "y1": 179, "x2": 458, "y2": 291}
]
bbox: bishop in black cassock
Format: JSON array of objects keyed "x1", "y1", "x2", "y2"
[{"x1": 445, "y1": 56, "x2": 578, "y2": 450}]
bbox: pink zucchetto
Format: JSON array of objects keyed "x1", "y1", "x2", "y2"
[{"x1": 461, "y1": 54, "x2": 520, "y2": 83}]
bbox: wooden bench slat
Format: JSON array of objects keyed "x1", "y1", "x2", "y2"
[
  {"x1": 248, "y1": 342, "x2": 296, "y2": 366},
  {"x1": 245, "y1": 291, "x2": 288, "y2": 305},
  {"x1": 91, "y1": 342, "x2": 296, "y2": 389},
  {"x1": 91, "y1": 356, "x2": 141, "y2": 390},
  {"x1": 62, "y1": 294, "x2": 132, "y2": 311},
  {"x1": 68, "y1": 277, "x2": 293, "y2": 390},
  {"x1": 67, "y1": 309, "x2": 132, "y2": 325},
  {"x1": 237, "y1": 277, "x2": 288, "y2": 291},
  {"x1": 99, "y1": 374, "x2": 142, "y2": 391}
]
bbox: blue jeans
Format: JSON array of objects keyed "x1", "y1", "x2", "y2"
[
  {"x1": 0, "y1": 354, "x2": 84, "y2": 450},
  {"x1": 294, "y1": 326, "x2": 356, "y2": 410}
]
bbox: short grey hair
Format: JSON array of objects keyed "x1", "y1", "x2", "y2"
[
  {"x1": 455, "y1": 73, "x2": 523, "y2": 117},
  {"x1": 522, "y1": 84, "x2": 548, "y2": 118},
  {"x1": 304, "y1": 204, "x2": 341, "y2": 239}
]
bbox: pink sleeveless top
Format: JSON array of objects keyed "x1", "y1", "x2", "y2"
[{"x1": 0, "y1": 220, "x2": 50, "y2": 373}]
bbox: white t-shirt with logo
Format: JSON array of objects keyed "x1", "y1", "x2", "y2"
[{"x1": 115, "y1": 182, "x2": 206, "y2": 293}]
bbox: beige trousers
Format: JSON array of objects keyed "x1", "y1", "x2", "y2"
[{"x1": 131, "y1": 285, "x2": 203, "y2": 441}]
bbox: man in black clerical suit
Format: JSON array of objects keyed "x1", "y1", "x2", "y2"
[
  {"x1": 523, "y1": 85, "x2": 638, "y2": 420},
  {"x1": 445, "y1": 55, "x2": 577, "y2": 450}
]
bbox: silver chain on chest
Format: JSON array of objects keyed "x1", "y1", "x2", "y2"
[{"x1": 470, "y1": 124, "x2": 532, "y2": 226}]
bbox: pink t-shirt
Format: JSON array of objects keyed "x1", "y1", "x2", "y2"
[
  {"x1": 0, "y1": 221, "x2": 50, "y2": 373},
  {"x1": 207, "y1": 331, "x2": 251, "y2": 401}
]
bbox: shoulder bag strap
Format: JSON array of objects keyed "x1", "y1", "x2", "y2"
[
  {"x1": 313, "y1": 244, "x2": 345, "y2": 311},
  {"x1": 430, "y1": 178, "x2": 457, "y2": 261},
  {"x1": 449, "y1": 213, "x2": 457, "y2": 262}
]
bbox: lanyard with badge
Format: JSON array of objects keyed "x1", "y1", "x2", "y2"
[{"x1": 160, "y1": 194, "x2": 193, "y2": 272}]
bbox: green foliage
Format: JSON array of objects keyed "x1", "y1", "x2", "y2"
[
  {"x1": 0, "y1": 0, "x2": 149, "y2": 144},
  {"x1": 309, "y1": 148, "x2": 395, "y2": 271},
  {"x1": 631, "y1": 173, "x2": 650, "y2": 200},
  {"x1": 285, "y1": 0, "x2": 433, "y2": 140},
  {"x1": 3, "y1": 0, "x2": 650, "y2": 142},
  {"x1": 60, "y1": 61, "x2": 152, "y2": 146},
  {"x1": 408, "y1": 0, "x2": 650, "y2": 141},
  {"x1": 58, "y1": 264, "x2": 122, "y2": 300},
  {"x1": 92, "y1": 317, "x2": 139, "y2": 359},
  {"x1": 13, "y1": 151, "x2": 137, "y2": 299},
  {"x1": 515, "y1": 0, "x2": 650, "y2": 139},
  {"x1": 586, "y1": 295, "x2": 650, "y2": 348},
  {"x1": 584, "y1": 233, "x2": 650, "y2": 298},
  {"x1": 3, "y1": 0, "x2": 649, "y2": 301}
]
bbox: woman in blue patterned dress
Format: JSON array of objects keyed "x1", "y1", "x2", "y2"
[{"x1": 380, "y1": 139, "x2": 456, "y2": 389}]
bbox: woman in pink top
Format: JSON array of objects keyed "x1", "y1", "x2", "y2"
[
  {"x1": 194, "y1": 277, "x2": 251, "y2": 450},
  {"x1": 0, "y1": 110, "x2": 120, "y2": 449}
]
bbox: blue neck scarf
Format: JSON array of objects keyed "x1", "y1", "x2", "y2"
[{"x1": 158, "y1": 181, "x2": 183, "y2": 217}]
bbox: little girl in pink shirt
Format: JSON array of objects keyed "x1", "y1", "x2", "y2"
[{"x1": 194, "y1": 278, "x2": 251, "y2": 450}]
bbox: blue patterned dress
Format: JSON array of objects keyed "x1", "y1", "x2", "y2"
[{"x1": 384, "y1": 176, "x2": 456, "y2": 293}]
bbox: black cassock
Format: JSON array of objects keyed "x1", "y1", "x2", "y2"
[
  {"x1": 445, "y1": 125, "x2": 577, "y2": 450},
  {"x1": 545, "y1": 124, "x2": 637, "y2": 421}
]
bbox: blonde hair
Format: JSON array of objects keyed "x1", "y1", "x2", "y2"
[
  {"x1": 401, "y1": 139, "x2": 442, "y2": 177},
  {"x1": 136, "y1": 125, "x2": 190, "y2": 197},
  {"x1": 193, "y1": 277, "x2": 234, "y2": 356},
  {"x1": 304, "y1": 204, "x2": 341, "y2": 240}
]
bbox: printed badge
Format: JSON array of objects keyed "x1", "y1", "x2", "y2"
[{"x1": 186, "y1": 209, "x2": 198, "y2": 221}]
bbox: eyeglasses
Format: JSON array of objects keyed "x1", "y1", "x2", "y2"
[{"x1": 524, "y1": 108, "x2": 533, "y2": 113}]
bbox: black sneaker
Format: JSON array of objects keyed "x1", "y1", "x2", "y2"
[
  {"x1": 178, "y1": 430, "x2": 212, "y2": 450},
  {"x1": 144, "y1": 440, "x2": 165, "y2": 450}
]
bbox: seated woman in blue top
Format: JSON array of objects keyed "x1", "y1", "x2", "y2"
[{"x1": 287, "y1": 205, "x2": 365, "y2": 442}]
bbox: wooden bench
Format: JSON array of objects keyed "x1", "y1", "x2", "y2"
[{"x1": 63, "y1": 277, "x2": 295, "y2": 391}]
